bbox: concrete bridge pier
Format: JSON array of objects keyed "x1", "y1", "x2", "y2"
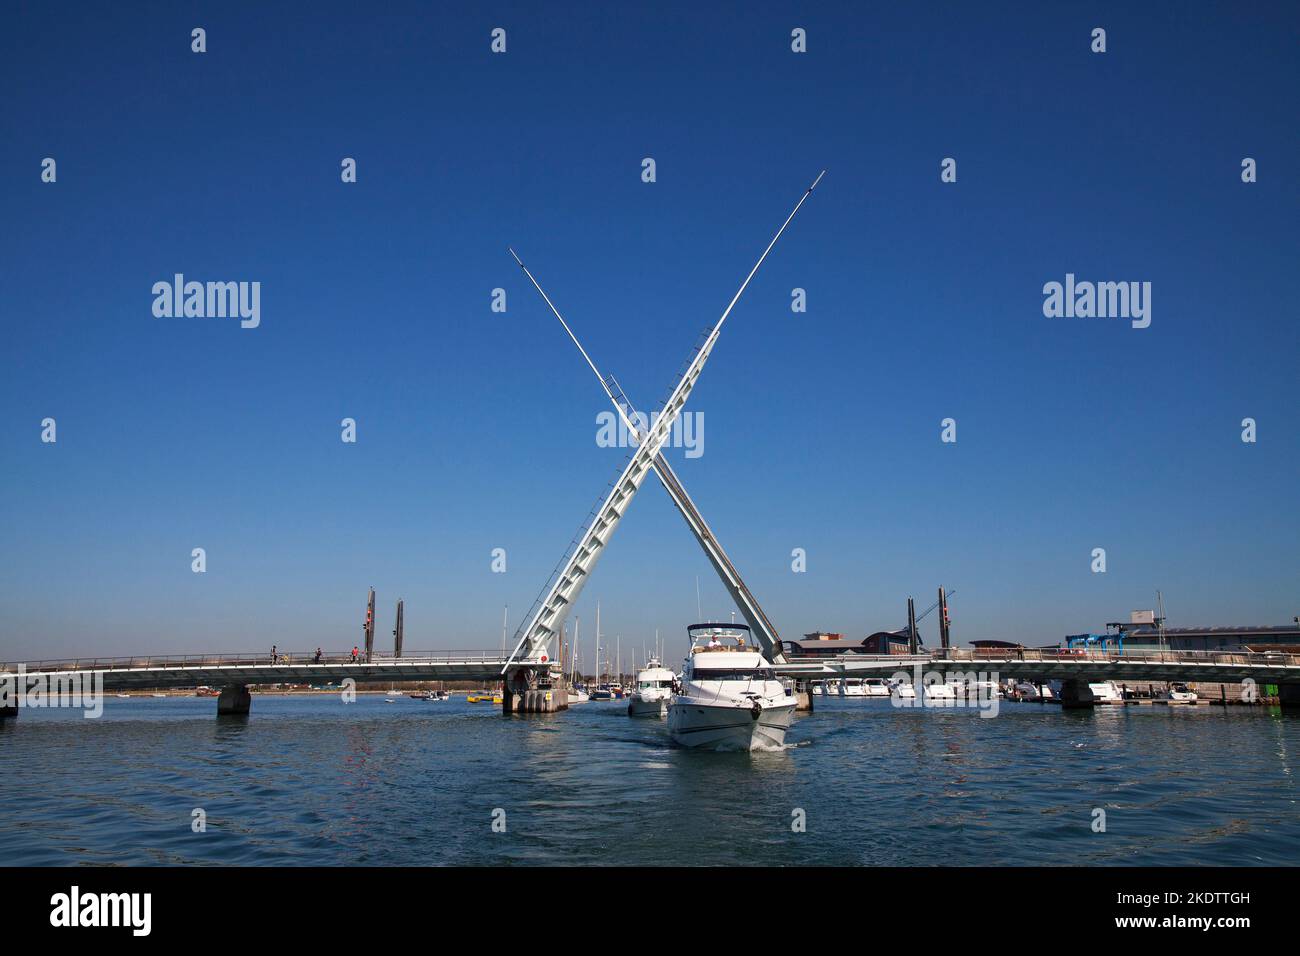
[
  {"x1": 504, "y1": 685, "x2": 569, "y2": 714},
  {"x1": 1058, "y1": 679, "x2": 1097, "y2": 709},
  {"x1": 502, "y1": 669, "x2": 569, "y2": 715},
  {"x1": 1278, "y1": 684, "x2": 1300, "y2": 710},
  {"x1": 794, "y1": 681, "x2": 814, "y2": 712},
  {"x1": 217, "y1": 685, "x2": 251, "y2": 716}
]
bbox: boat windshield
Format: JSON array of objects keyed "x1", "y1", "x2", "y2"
[
  {"x1": 691, "y1": 668, "x2": 776, "y2": 681},
  {"x1": 688, "y1": 625, "x2": 753, "y2": 652},
  {"x1": 638, "y1": 679, "x2": 672, "y2": 689}
]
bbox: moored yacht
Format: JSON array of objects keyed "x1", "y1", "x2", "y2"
[
  {"x1": 627, "y1": 658, "x2": 675, "y2": 717},
  {"x1": 666, "y1": 624, "x2": 797, "y2": 751},
  {"x1": 887, "y1": 677, "x2": 916, "y2": 700},
  {"x1": 840, "y1": 677, "x2": 891, "y2": 698},
  {"x1": 1088, "y1": 681, "x2": 1124, "y2": 703}
]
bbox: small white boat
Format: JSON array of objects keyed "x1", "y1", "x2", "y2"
[
  {"x1": 1089, "y1": 681, "x2": 1124, "y2": 703},
  {"x1": 627, "y1": 658, "x2": 674, "y2": 718},
  {"x1": 839, "y1": 677, "x2": 891, "y2": 698},
  {"x1": 1014, "y1": 681, "x2": 1054, "y2": 701},
  {"x1": 839, "y1": 677, "x2": 867, "y2": 697},
  {"x1": 921, "y1": 681, "x2": 957, "y2": 701},
  {"x1": 568, "y1": 687, "x2": 590, "y2": 703},
  {"x1": 887, "y1": 677, "x2": 916, "y2": 700},
  {"x1": 1167, "y1": 683, "x2": 1198, "y2": 703},
  {"x1": 667, "y1": 624, "x2": 797, "y2": 751}
]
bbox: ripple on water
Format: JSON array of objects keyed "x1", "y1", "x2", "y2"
[{"x1": 1, "y1": 696, "x2": 1298, "y2": 864}]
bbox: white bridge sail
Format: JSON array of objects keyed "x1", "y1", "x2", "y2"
[{"x1": 504, "y1": 172, "x2": 825, "y2": 670}]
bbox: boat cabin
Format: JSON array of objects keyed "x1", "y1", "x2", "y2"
[{"x1": 687, "y1": 623, "x2": 755, "y2": 654}]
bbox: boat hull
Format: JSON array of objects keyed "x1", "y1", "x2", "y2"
[
  {"x1": 667, "y1": 699, "x2": 796, "y2": 751},
  {"x1": 627, "y1": 696, "x2": 668, "y2": 718}
]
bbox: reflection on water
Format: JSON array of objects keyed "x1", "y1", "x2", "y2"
[{"x1": 1, "y1": 694, "x2": 1297, "y2": 865}]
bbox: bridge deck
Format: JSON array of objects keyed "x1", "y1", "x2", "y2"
[
  {"x1": 1, "y1": 650, "x2": 517, "y2": 691},
  {"x1": 6, "y1": 647, "x2": 1300, "y2": 693},
  {"x1": 777, "y1": 647, "x2": 1300, "y2": 685}
]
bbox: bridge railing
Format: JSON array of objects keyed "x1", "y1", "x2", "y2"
[
  {"x1": 0, "y1": 649, "x2": 511, "y2": 673},
  {"x1": 937, "y1": 647, "x2": 1300, "y2": 667}
]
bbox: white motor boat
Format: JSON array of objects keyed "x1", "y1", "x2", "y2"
[
  {"x1": 840, "y1": 677, "x2": 891, "y2": 698},
  {"x1": 1089, "y1": 681, "x2": 1124, "y2": 703},
  {"x1": 628, "y1": 658, "x2": 675, "y2": 718},
  {"x1": 666, "y1": 624, "x2": 797, "y2": 751},
  {"x1": 1167, "y1": 683, "x2": 1198, "y2": 703},
  {"x1": 568, "y1": 686, "x2": 590, "y2": 703},
  {"x1": 1014, "y1": 681, "x2": 1055, "y2": 701},
  {"x1": 887, "y1": 677, "x2": 916, "y2": 700},
  {"x1": 839, "y1": 677, "x2": 867, "y2": 697}
]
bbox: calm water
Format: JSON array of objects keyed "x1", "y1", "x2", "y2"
[{"x1": 2, "y1": 694, "x2": 1297, "y2": 866}]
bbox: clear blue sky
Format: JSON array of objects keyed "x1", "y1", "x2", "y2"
[{"x1": 2, "y1": 1, "x2": 1296, "y2": 663}]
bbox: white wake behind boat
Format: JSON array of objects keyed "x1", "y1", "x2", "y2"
[
  {"x1": 627, "y1": 658, "x2": 675, "y2": 718},
  {"x1": 667, "y1": 624, "x2": 797, "y2": 751}
]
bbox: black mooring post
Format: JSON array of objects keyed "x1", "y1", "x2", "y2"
[
  {"x1": 907, "y1": 597, "x2": 918, "y2": 655},
  {"x1": 393, "y1": 599, "x2": 404, "y2": 658},
  {"x1": 364, "y1": 588, "x2": 376, "y2": 662},
  {"x1": 938, "y1": 586, "x2": 951, "y2": 651}
]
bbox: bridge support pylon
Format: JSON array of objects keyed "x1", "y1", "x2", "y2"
[
  {"x1": 794, "y1": 681, "x2": 814, "y2": 712},
  {"x1": 0, "y1": 702, "x2": 17, "y2": 721},
  {"x1": 217, "y1": 684, "x2": 251, "y2": 716},
  {"x1": 1058, "y1": 679, "x2": 1096, "y2": 709},
  {"x1": 502, "y1": 667, "x2": 568, "y2": 715},
  {"x1": 1278, "y1": 684, "x2": 1300, "y2": 710}
]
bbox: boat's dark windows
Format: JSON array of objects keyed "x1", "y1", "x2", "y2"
[{"x1": 691, "y1": 669, "x2": 776, "y2": 681}]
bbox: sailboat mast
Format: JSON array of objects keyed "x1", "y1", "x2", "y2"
[{"x1": 573, "y1": 616, "x2": 580, "y2": 685}]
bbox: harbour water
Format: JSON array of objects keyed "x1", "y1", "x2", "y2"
[{"x1": 2, "y1": 695, "x2": 1297, "y2": 866}]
